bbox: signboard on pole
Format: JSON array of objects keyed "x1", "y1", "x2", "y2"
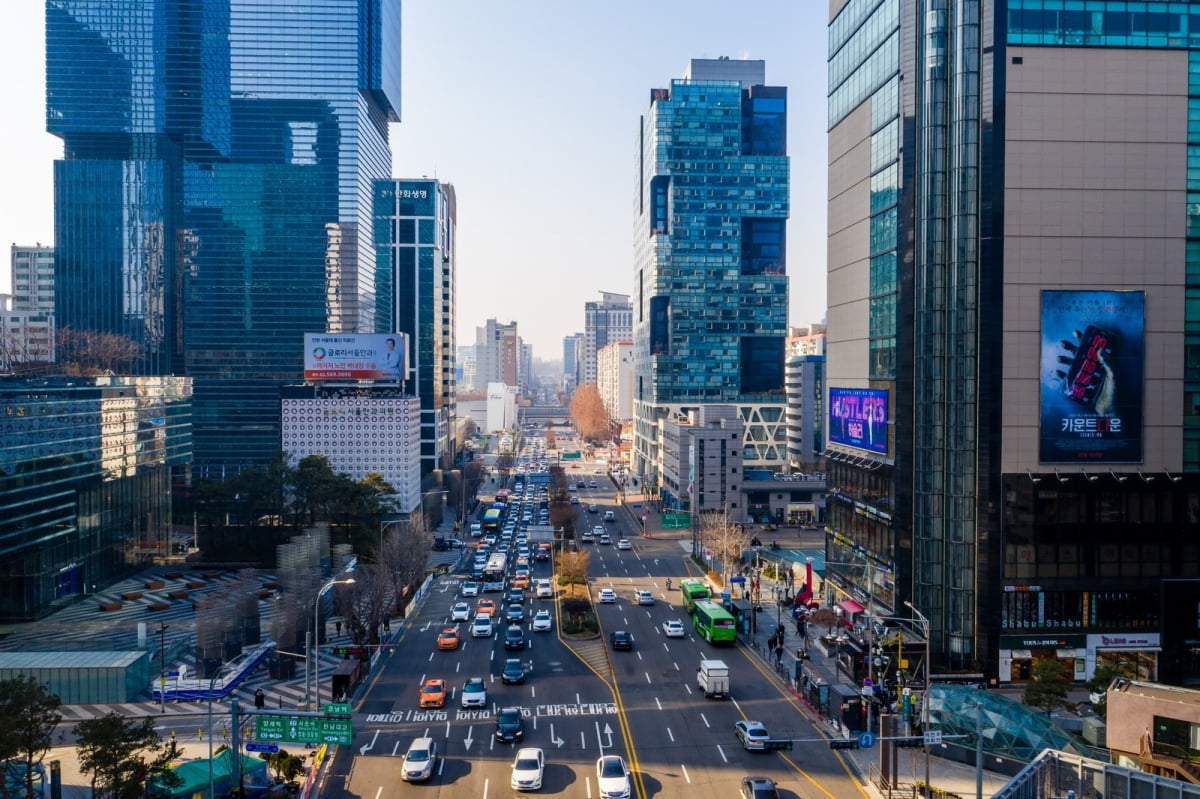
[{"x1": 255, "y1": 715, "x2": 353, "y2": 745}]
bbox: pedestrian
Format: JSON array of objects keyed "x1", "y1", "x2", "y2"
[
  {"x1": 335, "y1": 619, "x2": 342, "y2": 636},
  {"x1": 254, "y1": 688, "x2": 265, "y2": 710},
  {"x1": 774, "y1": 643, "x2": 784, "y2": 665},
  {"x1": 796, "y1": 617, "x2": 804, "y2": 636},
  {"x1": 767, "y1": 633, "x2": 777, "y2": 651}
]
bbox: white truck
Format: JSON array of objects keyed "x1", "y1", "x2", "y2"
[{"x1": 697, "y1": 658, "x2": 730, "y2": 699}]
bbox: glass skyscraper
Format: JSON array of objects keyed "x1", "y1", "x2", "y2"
[
  {"x1": 826, "y1": 0, "x2": 1200, "y2": 686},
  {"x1": 632, "y1": 58, "x2": 790, "y2": 501},
  {"x1": 47, "y1": 0, "x2": 401, "y2": 472}
]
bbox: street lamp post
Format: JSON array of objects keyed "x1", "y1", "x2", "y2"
[
  {"x1": 157, "y1": 623, "x2": 169, "y2": 713},
  {"x1": 312, "y1": 575, "x2": 356, "y2": 710},
  {"x1": 904, "y1": 600, "x2": 932, "y2": 799}
]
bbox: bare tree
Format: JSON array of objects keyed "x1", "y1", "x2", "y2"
[
  {"x1": 378, "y1": 511, "x2": 434, "y2": 615},
  {"x1": 556, "y1": 550, "x2": 590, "y2": 597},
  {"x1": 0, "y1": 329, "x2": 55, "y2": 374},
  {"x1": 333, "y1": 565, "x2": 390, "y2": 645},
  {"x1": 694, "y1": 509, "x2": 748, "y2": 587},
  {"x1": 569, "y1": 384, "x2": 610, "y2": 442},
  {"x1": 57, "y1": 327, "x2": 142, "y2": 374}
]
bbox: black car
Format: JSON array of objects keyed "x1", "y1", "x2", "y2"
[
  {"x1": 502, "y1": 657, "x2": 526, "y2": 684},
  {"x1": 495, "y1": 706, "x2": 524, "y2": 742},
  {"x1": 504, "y1": 626, "x2": 526, "y2": 651},
  {"x1": 508, "y1": 588, "x2": 525, "y2": 605},
  {"x1": 609, "y1": 631, "x2": 633, "y2": 651},
  {"x1": 506, "y1": 603, "x2": 525, "y2": 624},
  {"x1": 740, "y1": 776, "x2": 779, "y2": 799}
]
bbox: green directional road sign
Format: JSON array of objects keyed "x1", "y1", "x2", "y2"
[
  {"x1": 661, "y1": 512, "x2": 691, "y2": 529},
  {"x1": 255, "y1": 715, "x2": 352, "y2": 745},
  {"x1": 323, "y1": 703, "x2": 353, "y2": 716}
]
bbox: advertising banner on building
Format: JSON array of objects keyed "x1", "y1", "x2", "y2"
[
  {"x1": 828, "y1": 387, "x2": 888, "y2": 455},
  {"x1": 304, "y1": 333, "x2": 409, "y2": 381},
  {"x1": 1039, "y1": 290, "x2": 1143, "y2": 463}
]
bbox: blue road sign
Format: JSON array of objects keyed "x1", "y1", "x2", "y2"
[
  {"x1": 245, "y1": 742, "x2": 279, "y2": 754},
  {"x1": 730, "y1": 576, "x2": 746, "y2": 584},
  {"x1": 858, "y1": 731, "x2": 877, "y2": 749}
]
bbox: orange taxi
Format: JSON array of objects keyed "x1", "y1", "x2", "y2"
[
  {"x1": 436, "y1": 627, "x2": 460, "y2": 651},
  {"x1": 511, "y1": 574, "x2": 530, "y2": 590},
  {"x1": 476, "y1": 598, "x2": 497, "y2": 617},
  {"x1": 419, "y1": 678, "x2": 447, "y2": 708}
]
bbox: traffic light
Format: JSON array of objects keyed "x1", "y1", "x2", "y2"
[
  {"x1": 829, "y1": 739, "x2": 860, "y2": 750},
  {"x1": 894, "y1": 736, "x2": 925, "y2": 749}
]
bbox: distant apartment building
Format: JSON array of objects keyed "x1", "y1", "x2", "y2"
[
  {"x1": 473, "y1": 319, "x2": 522, "y2": 393},
  {"x1": 374, "y1": 179, "x2": 458, "y2": 475},
  {"x1": 596, "y1": 340, "x2": 634, "y2": 422},
  {"x1": 583, "y1": 292, "x2": 632, "y2": 388},
  {"x1": 786, "y1": 325, "x2": 826, "y2": 471},
  {"x1": 563, "y1": 333, "x2": 582, "y2": 391},
  {"x1": 632, "y1": 58, "x2": 790, "y2": 489},
  {"x1": 3, "y1": 245, "x2": 56, "y2": 370}
]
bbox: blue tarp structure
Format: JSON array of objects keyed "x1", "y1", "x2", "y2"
[{"x1": 149, "y1": 750, "x2": 269, "y2": 798}]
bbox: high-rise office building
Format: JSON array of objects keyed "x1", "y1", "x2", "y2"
[
  {"x1": 826, "y1": 0, "x2": 1200, "y2": 686},
  {"x1": 47, "y1": 1, "x2": 401, "y2": 472},
  {"x1": 582, "y1": 292, "x2": 632, "y2": 388},
  {"x1": 374, "y1": 179, "x2": 457, "y2": 476},
  {"x1": 563, "y1": 333, "x2": 582, "y2": 391},
  {"x1": 632, "y1": 58, "x2": 790, "y2": 505}
]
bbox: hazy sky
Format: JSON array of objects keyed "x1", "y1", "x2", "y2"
[{"x1": 1, "y1": 1, "x2": 829, "y2": 361}]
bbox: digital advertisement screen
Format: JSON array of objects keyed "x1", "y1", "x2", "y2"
[
  {"x1": 304, "y1": 333, "x2": 409, "y2": 381},
  {"x1": 829, "y1": 387, "x2": 888, "y2": 455},
  {"x1": 1039, "y1": 290, "x2": 1144, "y2": 463}
]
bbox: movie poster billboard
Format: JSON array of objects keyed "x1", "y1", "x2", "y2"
[
  {"x1": 1039, "y1": 290, "x2": 1143, "y2": 463},
  {"x1": 304, "y1": 333, "x2": 409, "y2": 381},
  {"x1": 829, "y1": 387, "x2": 888, "y2": 455}
]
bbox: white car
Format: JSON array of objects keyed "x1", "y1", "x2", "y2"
[
  {"x1": 598, "y1": 533, "x2": 611, "y2": 545},
  {"x1": 461, "y1": 581, "x2": 480, "y2": 597},
  {"x1": 662, "y1": 619, "x2": 686, "y2": 638},
  {"x1": 511, "y1": 747, "x2": 545, "y2": 791},
  {"x1": 635, "y1": 590, "x2": 654, "y2": 606},
  {"x1": 472, "y1": 614, "x2": 493, "y2": 638},
  {"x1": 461, "y1": 677, "x2": 487, "y2": 708},
  {"x1": 598, "y1": 588, "x2": 617, "y2": 603},
  {"x1": 595, "y1": 755, "x2": 631, "y2": 799},
  {"x1": 592, "y1": 525, "x2": 606, "y2": 536},
  {"x1": 532, "y1": 609, "x2": 553, "y2": 632},
  {"x1": 450, "y1": 602, "x2": 471, "y2": 622},
  {"x1": 401, "y1": 737, "x2": 438, "y2": 782},
  {"x1": 617, "y1": 539, "x2": 631, "y2": 550},
  {"x1": 535, "y1": 579, "x2": 553, "y2": 599},
  {"x1": 734, "y1": 720, "x2": 771, "y2": 751}
]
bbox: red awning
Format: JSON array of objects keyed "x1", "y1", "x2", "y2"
[{"x1": 837, "y1": 599, "x2": 865, "y2": 615}]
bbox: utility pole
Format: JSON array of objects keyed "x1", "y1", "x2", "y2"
[{"x1": 157, "y1": 622, "x2": 169, "y2": 713}]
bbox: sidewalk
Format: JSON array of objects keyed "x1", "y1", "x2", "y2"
[{"x1": 661, "y1": 534, "x2": 1013, "y2": 798}]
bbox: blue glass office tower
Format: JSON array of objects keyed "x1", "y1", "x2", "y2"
[
  {"x1": 631, "y1": 59, "x2": 790, "y2": 504},
  {"x1": 47, "y1": 0, "x2": 401, "y2": 472},
  {"x1": 374, "y1": 179, "x2": 457, "y2": 477},
  {"x1": 826, "y1": 0, "x2": 1200, "y2": 688}
]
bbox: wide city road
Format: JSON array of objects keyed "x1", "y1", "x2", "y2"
[{"x1": 319, "y1": 473, "x2": 869, "y2": 798}]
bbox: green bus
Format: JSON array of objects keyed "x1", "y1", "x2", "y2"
[
  {"x1": 691, "y1": 600, "x2": 737, "y2": 644},
  {"x1": 679, "y1": 578, "x2": 710, "y2": 611}
]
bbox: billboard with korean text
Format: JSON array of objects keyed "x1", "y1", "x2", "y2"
[
  {"x1": 304, "y1": 333, "x2": 409, "y2": 381},
  {"x1": 1039, "y1": 290, "x2": 1143, "y2": 463},
  {"x1": 829, "y1": 387, "x2": 888, "y2": 455}
]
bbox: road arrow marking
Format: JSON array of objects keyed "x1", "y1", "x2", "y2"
[
  {"x1": 463, "y1": 725, "x2": 475, "y2": 751},
  {"x1": 601, "y1": 722, "x2": 615, "y2": 748},
  {"x1": 550, "y1": 724, "x2": 564, "y2": 748},
  {"x1": 359, "y1": 729, "x2": 378, "y2": 756}
]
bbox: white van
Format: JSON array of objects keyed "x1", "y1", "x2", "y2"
[{"x1": 470, "y1": 521, "x2": 482, "y2": 537}]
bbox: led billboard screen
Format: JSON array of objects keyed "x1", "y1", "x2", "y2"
[
  {"x1": 304, "y1": 333, "x2": 409, "y2": 381},
  {"x1": 829, "y1": 387, "x2": 888, "y2": 455}
]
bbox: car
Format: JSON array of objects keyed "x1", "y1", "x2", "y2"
[
  {"x1": 508, "y1": 588, "x2": 525, "y2": 605},
  {"x1": 598, "y1": 534, "x2": 611, "y2": 545},
  {"x1": 587, "y1": 504, "x2": 598, "y2": 513},
  {"x1": 472, "y1": 615, "x2": 493, "y2": 638},
  {"x1": 592, "y1": 525, "x2": 606, "y2": 536},
  {"x1": 515, "y1": 556, "x2": 530, "y2": 569},
  {"x1": 400, "y1": 737, "x2": 438, "y2": 782},
  {"x1": 461, "y1": 677, "x2": 487, "y2": 708},
  {"x1": 501, "y1": 658, "x2": 526, "y2": 685},
  {"x1": 662, "y1": 619, "x2": 686, "y2": 638},
  {"x1": 419, "y1": 678, "x2": 447, "y2": 708},
  {"x1": 444, "y1": 538, "x2": 465, "y2": 549},
  {"x1": 589, "y1": 480, "x2": 598, "y2": 488},
  {"x1": 505, "y1": 625, "x2": 526, "y2": 650},
  {"x1": 535, "y1": 579, "x2": 553, "y2": 599},
  {"x1": 635, "y1": 589, "x2": 654, "y2": 606},
  {"x1": 577, "y1": 481, "x2": 586, "y2": 489},
  {"x1": 483, "y1": 533, "x2": 498, "y2": 545},
  {"x1": 495, "y1": 706, "x2": 524, "y2": 742},
  {"x1": 477, "y1": 598, "x2": 497, "y2": 616},
  {"x1": 734, "y1": 720, "x2": 771, "y2": 751},
  {"x1": 470, "y1": 522, "x2": 483, "y2": 537},
  {"x1": 534, "y1": 545, "x2": 550, "y2": 561},
  {"x1": 461, "y1": 581, "x2": 480, "y2": 597},
  {"x1": 609, "y1": 631, "x2": 633, "y2": 651},
  {"x1": 741, "y1": 776, "x2": 780, "y2": 799},
  {"x1": 437, "y1": 627, "x2": 461, "y2": 650},
  {"x1": 512, "y1": 573, "x2": 530, "y2": 589},
  {"x1": 603, "y1": 510, "x2": 615, "y2": 521},
  {"x1": 510, "y1": 747, "x2": 545, "y2": 791},
  {"x1": 451, "y1": 602, "x2": 471, "y2": 622},
  {"x1": 532, "y1": 609, "x2": 552, "y2": 631},
  {"x1": 506, "y1": 603, "x2": 525, "y2": 624},
  {"x1": 580, "y1": 530, "x2": 595, "y2": 543},
  {"x1": 598, "y1": 588, "x2": 616, "y2": 603},
  {"x1": 595, "y1": 755, "x2": 631, "y2": 799},
  {"x1": 570, "y1": 495, "x2": 580, "y2": 504},
  {"x1": 617, "y1": 539, "x2": 631, "y2": 550}
]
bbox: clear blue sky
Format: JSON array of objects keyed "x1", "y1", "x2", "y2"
[{"x1": 1, "y1": 2, "x2": 829, "y2": 362}]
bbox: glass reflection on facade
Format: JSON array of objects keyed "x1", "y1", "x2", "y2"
[
  {"x1": 0, "y1": 376, "x2": 192, "y2": 622},
  {"x1": 632, "y1": 59, "x2": 790, "y2": 483},
  {"x1": 47, "y1": 1, "x2": 401, "y2": 471}
]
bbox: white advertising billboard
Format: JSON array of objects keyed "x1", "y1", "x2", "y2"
[{"x1": 304, "y1": 333, "x2": 409, "y2": 381}]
